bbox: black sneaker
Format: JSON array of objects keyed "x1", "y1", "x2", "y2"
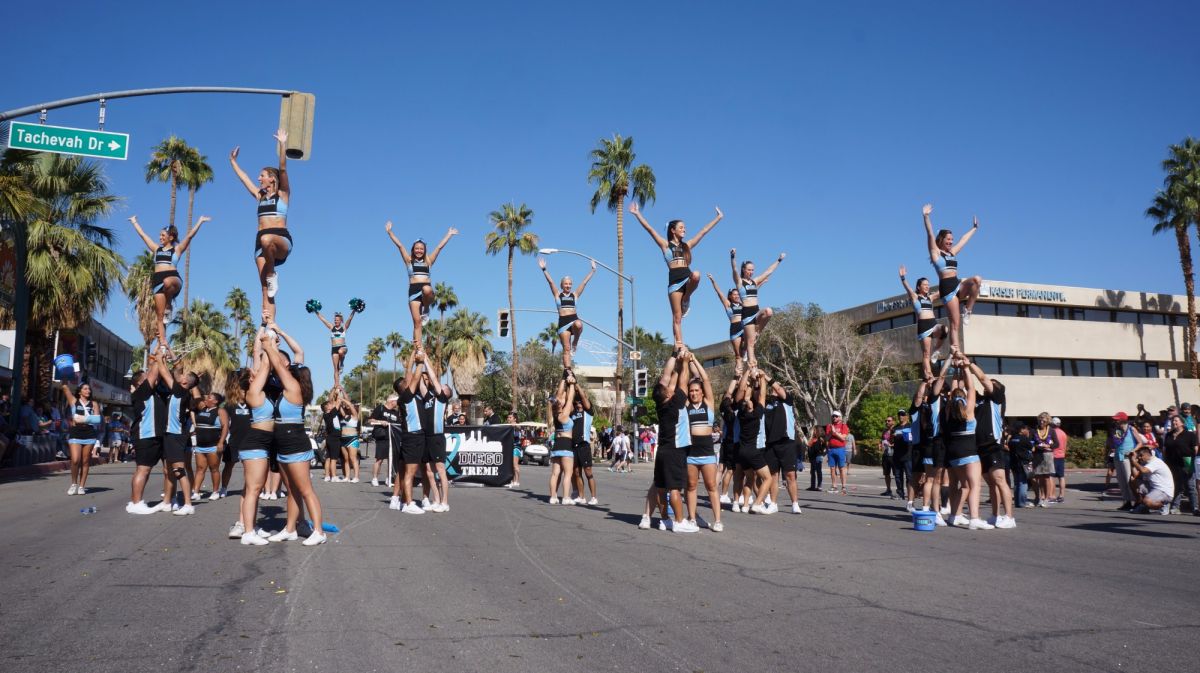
[
  {"x1": 1117, "y1": 503, "x2": 1133, "y2": 511},
  {"x1": 880, "y1": 490, "x2": 893, "y2": 497}
]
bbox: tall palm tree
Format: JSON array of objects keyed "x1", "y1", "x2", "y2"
[
  {"x1": 444, "y1": 310, "x2": 494, "y2": 404},
  {"x1": 433, "y1": 281, "x2": 458, "y2": 364},
  {"x1": 224, "y1": 287, "x2": 252, "y2": 365},
  {"x1": 1148, "y1": 186, "x2": 1198, "y2": 377},
  {"x1": 179, "y1": 147, "x2": 213, "y2": 312},
  {"x1": 1161, "y1": 138, "x2": 1200, "y2": 377},
  {"x1": 538, "y1": 322, "x2": 559, "y2": 352},
  {"x1": 144, "y1": 136, "x2": 193, "y2": 231},
  {"x1": 0, "y1": 150, "x2": 122, "y2": 400},
  {"x1": 365, "y1": 336, "x2": 386, "y2": 403},
  {"x1": 170, "y1": 299, "x2": 236, "y2": 385},
  {"x1": 588, "y1": 134, "x2": 656, "y2": 420},
  {"x1": 123, "y1": 250, "x2": 159, "y2": 350},
  {"x1": 386, "y1": 330, "x2": 409, "y2": 376},
  {"x1": 484, "y1": 202, "x2": 539, "y2": 406}
]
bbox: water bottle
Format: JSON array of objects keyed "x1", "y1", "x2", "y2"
[{"x1": 80, "y1": 506, "x2": 97, "y2": 515}]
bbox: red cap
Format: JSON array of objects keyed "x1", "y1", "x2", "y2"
[{"x1": 1112, "y1": 411, "x2": 1129, "y2": 422}]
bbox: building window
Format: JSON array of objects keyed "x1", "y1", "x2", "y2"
[
  {"x1": 1085, "y1": 309, "x2": 1113, "y2": 322},
  {"x1": 1115, "y1": 311, "x2": 1138, "y2": 324},
  {"x1": 1140, "y1": 313, "x2": 1166, "y2": 326},
  {"x1": 1093, "y1": 360, "x2": 1113, "y2": 377},
  {"x1": 1064, "y1": 360, "x2": 1091, "y2": 376},
  {"x1": 1121, "y1": 361, "x2": 1147, "y2": 377},
  {"x1": 995, "y1": 303, "x2": 1019, "y2": 317},
  {"x1": 999, "y1": 358, "x2": 1032, "y2": 375},
  {"x1": 891, "y1": 313, "x2": 914, "y2": 328},
  {"x1": 974, "y1": 356, "x2": 1000, "y2": 375},
  {"x1": 1032, "y1": 359, "x2": 1062, "y2": 376}
]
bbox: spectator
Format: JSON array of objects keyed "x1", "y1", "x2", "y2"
[
  {"x1": 1128, "y1": 446, "x2": 1173, "y2": 515},
  {"x1": 610, "y1": 426, "x2": 631, "y2": 473},
  {"x1": 1181, "y1": 403, "x2": 1196, "y2": 432},
  {"x1": 18, "y1": 399, "x2": 40, "y2": 435},
  {"x1": 1007, "y1": 422, "x2": 1034, "y2": 508},
  {"x1": 0, "y1": 392, "x2": 11, "y2": 425},
  {"x1": 1031, "y1": 412, "x2": 1059, "y2": 506},
  {"x1": 481, "y1": 405, "x2": 500, "y2": 426},
  {"x1": 1160, "y1": 414, "x2": 1198, "y2": 515},
  {"x1": 880, "y1": 416, "x2": 896, "y2": 498},
  {"x1": 1109, "y1": 411, "x2": 1145, "y2": 511},
  {"x1": 825, "y1": 412, "x2": 849, "y2": 495},
  {"x1": 1134, "y1": 403, "x2": 1153, "y2": 423},
  {"x1": 1051, "y1": 417, "x2": 1069, "y2": 503},
  {"x1": 892, "y1": 410, "x2": 913, "y2": 507},
  {"x1": 1140, "y1": 421, "x2": 1160, "y2": 459},
  {"x1": 807, "y1": 432, "x2": 826, "y2": 491}
]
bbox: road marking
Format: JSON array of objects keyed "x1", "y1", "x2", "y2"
[{"x1": 1135, "y1": 620, "x2": 1164, "y2": 628}]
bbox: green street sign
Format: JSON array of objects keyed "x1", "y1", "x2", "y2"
[{"x1": 6, "y1": 121, "x2": 129, "y2": 160}]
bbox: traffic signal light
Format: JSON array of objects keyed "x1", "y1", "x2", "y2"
[
  {"x1": 634, "y1": 369, "x2": 648, "y2": 398},
  {"x1": 497, "y1": 309, "x2": 510, "y2": 338},
  {"x1": 84, "y1": 339, "x2": 98, "y2": 369},
  {"x1": 278, "y1": 92, "x2": 316, "y2": 160}
]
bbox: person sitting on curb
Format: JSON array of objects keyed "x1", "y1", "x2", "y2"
[{"x1": 1128, "y1": 446, "x2": 1174, "y2": 515}]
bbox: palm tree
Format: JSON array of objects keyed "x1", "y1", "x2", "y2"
[
  {"x1": 179, "y1": 147, "x2": 213, "y2": 312},
  {"x1": 123, "y1": 250, "x2": 159, "y2": 350},
  {"x1": 0, "y1": 150, "x2": 122, "y2": 401},
  {"x1": 144, "y1": 136, "x2": 193, "y2": 231},
  {"x1": 1148, "y1": 186, "x2": 1198, "y2": 377},
  {"x1": 588, "y1": 134, "x2": 656, "y2": 420},
  {"x1": 433, "y1": 281, "x2": 458, "y2": 363},
  {"x1": 385, "y1": 330, "x2": 408, "y2": 376},
  {"x1": 365, "y1": 336, "x2": 386, "y2": 404},
  {"x1": 170, "y1": 299, "x2": 236, "y2": 380},
  {"x1": 444, "y1": 310, "x2": 494, "y2": 404},
  {"x1": 538, "y1": 322, "x2": 559, "y2": 352},
  {"x1": 224, "y1": 287, "x2": 252, "y2": 365},
  {"x1": 1161, "y1": 138, "x2": 1200, "y2": 378},
  {"x1": 484, "y1": 202, "x2": 539, "y2": 406}
]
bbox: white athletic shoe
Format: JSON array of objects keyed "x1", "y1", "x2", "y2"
[
  {"x1": 219, "y1": 489, "x2": 227, "y2": 498},
  {"x1": 190, "y1": 492, "x2": 201, "y2": 501},
  {"x1": 934, "y1": 513, "x2": 948, "y2": 527},
  {"x1": 267, "y1": 529, "x2": 298, "y2": 542},
  {"x1": 371, "y1": 479, "x2": 379, "y2": 487},
  {"x1": 939, "y1": 504, "x2": 951, "y2": 516},
  {"x1": 209, "y1": 492, "x2": 221, "y2": 501},
  {"x1": 173, "y1": 504, "x2": 195, "y2": 516},
  {"x1": 512, "y1": 482, "x2": 520, "y2": 487},
  {"x1": 151, "y1": 502, "x2": 171, "y2": 513},
  {"x1": 766, "y1": 502, "x2": 779, "y2": 514},
  {"x1": 548, "y1": 497, "x2": 559, "y2": 505},
  {"x1": 674, "y1": 519, "x2": 699, "y2": 533},
  {"x1": 658, "y1": 519, "x2": 673, "y2": 531},
  {"x1": 269, "y1": 493, "x2": 279, "y2": 500},
  {"x1": 574, "y1": 497, "x2": 586, "y2": 505},
  {"x1": 968, "y1": 518, "x2": 995, "y2": 530},
  {"x1": 259, "y1": 492, "x2": 269, "y2": 500},
  {"x1": 389, "y1": 496, "x2": 402, "y2": 510},
  {"x1": 350, "y1": 478, "x2": 360, "y2": 484},
  {"x1": 719, "y1": 494, "x2": 732, "y2": 505},
  {"x1": 638, "y1": 515, "x2": 652, "y2": 530},
  {"x1": 324, "y1": 476, "x2": 331, "y2": 482},
  {"x1": 952, "y1": 514, "x2": 970, "y2": 527},
  {"x1": 67, "y1": 484, "x2": 78, "y2": 495},
  {"x1": 995, "y1": 516, "x2": 1017, "y2": 529},
  {"x1": 587, "y1": 497, "x2": 598, "y2": 506},
  {"x1": 792, "y1": 502, "x2": 802, "y2": 514},
  {"x1": 333, "y1": 476, "x2": 344, "y2": 483},
  {"x1": 962, "y1": 308, "x2": 971, "y2": 326},
  {"x1": 439, "y1": 503, "x2": 450, "y2": 513},
  {"x1": 711, "y1": 521, "x2": 725, "y2": 532},
  {"x1": 731, "y1": 504, "x2": 742, "y2": 513},
  {"x1": 681, "y1": 296, "x2": 691, "y2": 317},
  {"x1": 750, "y1": 504, "x2": 769, "y2": 515},
  {"x1": 905, "y1": 502, "x2": 915, "y2": 513},
  {"x1": 402, "y1": 502, "x2": 425, "y2": 514},
  {"x1": 228, "y1": 521, "x2": 246, "y2": 538},
  {"x1": 562, "y1": 498, "x2": 575, "y2": 506},
  {"x1": 240, "y1": 531, "x2": 269, "y2": 546},
  {"x1": 265, "y1": 273, "x2": 279, "y2": 298},
  {"x1": 421, "y1": 498, "x2": 431, "y2": 508},
  {"x1": 126, "y1": 501, "x2": 155, "y2": 515},
  {"x1": 302, "y1": 532, "x2": 328, "y2": 546},
  {"x1": 76, "y1": 486, "x2": 87, "y2": 495}
]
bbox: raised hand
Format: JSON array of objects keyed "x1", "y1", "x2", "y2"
[
  {"x1": 385, "y1": 220, "x2": 393, "y2": 233},
  {"x1": 714, "y1": 206, "x2": 723, "y2": 219},
  {"x1": 196, "y1": 215, "x2": 211, "y2": 225},
  {"x1": 972, "y1": 215, "x2": 979, "y2": 229},
  {"x1": 537, "y1": 257, "x2": 547, "y2": 270},
  {"x1": 447, "y1": 227, "x2": 459, "y2": 236},
  {"x1": 230, "y1": 146, "x2": 240, "y2": 162},
  {"x1": 922, "y1": 204, "x2": 933, "y2": 216},
  {"x1": 628, "y1": 201, "x2": 639, "y2": 215},
  {"x1": 590, "y1": 259, "x2": 597, "y2": 270},
  {"x1": 778, "y1": 252, "x2": 786, "y2": 262},
  {"x1": 128, "y1": 216, "x2": 139, "y2": 226},
  {"x1": 274, "y1": 128, "x2": 288, "y2": 144},
  {"x1": 730, "y1": 247, "x2": 736, "y2": 258},
  {"x1": 899, "y1": 264, "x2": 907, "y2": 278}
]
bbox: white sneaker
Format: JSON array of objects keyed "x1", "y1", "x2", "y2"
[
  {"x1": 711, "y1": 521, "x2": 724, "y2": 532},
  {"x1": 791, "y1": 502, "x2": 802, "y2": 514},
  {"x1": 934, "y1": 513, "x2": 948, "y2": 526},
  {"x1": 939, "y1": 505, "x2": 951, "y2": 516},
  {"x1": 209, "y1": 492, "x2": 221, "y2": 501},
  {"x1": 587, "y1": 497, "x2": 598, "y2": 506},
  {"x1": 512, "y1": 482, "x2": 519, "y2": 487},
  {"x1": 333, "y1": 476, "x2": 344, "y2": 483},
  {"x1": 228, "y1": 521, "x2": 246, "y2": 538},
  {"x1": 548, "y1": 497, "x2": 559, "y2": 505},
  {"x1": 402, "y1": 502, "x2": 425, "y2": 514},
  {"x1": 562, "y1": 498, "x2": 575, "y2": 506},
  {"x1": 219, "y1": 489, "x2": 227, "y2": 498},
  {"x1": 191, "y1": 492, "x2": 201, "y2": 501},
  {"x1": 259, "y1": 492, "x2": 269, "y2": 500},
  {"x1": 371, "y1": 479, "x2": 379, "y2": 487},
  {"x1": 150, "y1": 502, "x2": 170, "y2": 513},
  {"x1": 388, "y1": 496, "x2": 402, "y2": 510},
  {"x1": 658, "y1": 519, "x2": 673, "y2": 531},
  {"x1": 574, "y1": 497, "x2": 586, "y2": 505},
  {"x1": 731, "y1": 503, "x2": 741, "y2": 513},
  {"x1": 173, "y1": 504, "x2": 195, "y2": 516},
  {"x1": 421, "y1": 498, "x2": 431, "y2": 508},
  {"x1": 719, "y1": 494, "x2": 732, "y2": 505},
  {"x1": 302, "y1": 532, "x2": 327, "y2": 546},
  {"x1": 750, "y1": 504, "x2": 769, "y2": 515},
  {"x1": 324, "y1": 476, "x2": 331, "y2": 482},
  {"x1": 350, "y1": 478, "x2": 360, "y2": 484},
  {"x1": 969, "y1": 518, "x2": 995, "y2": 530},
  {"x1": 995, "y1": 516, "x2": 1017, "y2": 529},
  {"x1": 67, "y1": 484, "x2": 78, "y2": 495},
  {"x1": 265, "y1": 273, "x2": 279, "y2": 298},
  {"x1": 905, "y1": 502, "x2": 915, "y2": 513},
  {"x1": 76, "y1": 486, "x2": 87, "y2": 495},
  {"x1": 267, "y1": 529, "x2": 298, "y2": 542},
  {"x1": 240, "y1": 531, "x2": 269, "y2": 546},
  {"x1": 766, "y1": 502, "x2": 779, "y2": 514},
  {"x1": 126, "y1": 501, "x2": 155, "y2": 515},
  {"x1": 952, "y1": 514, "x2": 970, "y2": 527},
  {"x1": 638, "y1": 515, "x2": 651, "y2": 530},
  {"x1": 674, "y1": 519, "x2": 699, "y2": 533},
  {"x1": 268, "y1": 493, "x2": 279, "y2": 500},
  {"x1": 962, "y1": 308, "x2": 972, "y2": 326}
]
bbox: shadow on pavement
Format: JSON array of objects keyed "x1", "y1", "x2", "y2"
[{"x1": 1064, "y1": 521, "x2": 1194, "y2": 539}]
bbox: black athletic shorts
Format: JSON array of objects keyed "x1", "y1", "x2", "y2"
[
  {"x1": 134, "y1": 437, "x2": 163, "y2": 467},
  {"x1": 979, "y1": 443, "x2": 1006, "y2": 472},
  {"x1": 738, "y1": 443, "x2": 767, "y2": 471},
  {"x1": 929, "y1": 438, "x2": 947, "y2": 469},
  {"x1": 765, "y1": 439, "x2": 797, "y2": 473},
  {"x1": 719, "y1": 442, "x2": 738, "y2": 468},
  {"x1": 573, "y1": 442, "x2": 593, "y2": 469},
  {"x1": 373, "y1": 434, "x2": 392, "y2": 461},
  {"x1": 273, "y1": 424, "x2": 311, "y2": 457},
  {"x1": 222, "y1": 441, "x2": 238, "y2": 464},
  {"x1": 401, "y1": 432, "x2": 427, "y2": 464},
  {"x1": 164, "y1": 434, "x2": 189, "y2": 464},
  {"x1": 425, "y1": 433, "x2": 447, "y2": 464},
  {"x1": 653, "y1": 445, "x2": 686, "y2": 490},
  {"x1": 912, "y1": 442, "x2": 929, "y2": 474}
]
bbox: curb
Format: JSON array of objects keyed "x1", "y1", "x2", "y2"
[{"x1": 0, "y1": 457, "x2": 105, "y2": 483}]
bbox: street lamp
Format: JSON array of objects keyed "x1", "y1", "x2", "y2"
[{"x1": 539, "y1": 248, "x2": 638, "y2": 437}]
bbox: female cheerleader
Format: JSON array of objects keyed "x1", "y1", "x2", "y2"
[
  {"x1": 313, "y1": 307, "x2": 359, "y2": 385},
  {"x1": 706, "y1": 273, "x2": 744, "y2": 362},
  {"x1": 923, "y1": 204, "x2": 982, "y2": 348},
  {"x1": 222, "y1": 370, "x2": 253, "y2": 537},
  {"x1": 942, "y1": 350, "x2": 994, "y2": 529},
  {"x1": 629, "y1": 202, "x2": 723, "y2": 347},
  {"x1": 385, "y1": 221, "x2": 458, "y2": 349},
  {"x1": 735, "y1": 366, "x2": 772, "y2": 514},
  {"x1": 237, "y1": 329, "x2": 275, "y2": 544},
  {"x1": 547, "y1": 375, "x2": 578, "y2": 505},
  {"x1": 683, "y1": 351, "x2": 723, "y2": 531},
  {"x1": 336, "y1": 395, "x2": 362, "y2": 483},
  {"x1": 262, "y1": 322, "x2": 326, "y2": 545},
  {"x1": 730, "y1": 248, "x2": 784, "y2": 367},
  {"x1": 128, "y1": 214, "x2": 209, "y2": 354},
  {"x1": 538, "y1": 256, "x2": 597, "y2": 369},
  {"x1": 899, "y1": 265, "x2": 949, "y2": 380},
  {"x1": 62, "y1": 381, "x2": 102, "y2": 495},
  {"x1": 230, "y1": 129, "x2": 291, "y2": 323},
  {"x1": 191, "y1": 391, "x2": 226, "y2": 500}
]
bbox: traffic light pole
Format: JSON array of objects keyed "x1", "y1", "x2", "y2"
[{"x1": 0, "y1": 86, "x2": 296, "y2": 122}]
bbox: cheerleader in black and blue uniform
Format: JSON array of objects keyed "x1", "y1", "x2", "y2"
[
  {"x1": 386, "y1": 221, "x2": 457, "y2": 350},
  {"x1": 683, "y1": 351, "x2": 723, "y2": 531},
  {"x1": 707, "y1": 273, "x2": 745, "y2": 362},
  {"x1": 191, "y1": 392, "x2": 226, "y2": 500},
  {"x1": 923, "y1": 203, "x2": 981, "y2": 350},
  {"x1": 899, "y1": 265, "x2": 949, "y2": 381},
  {"x1": 62, "y1": 381, "x2": 102, "y2": 496},
  {"x1": 230, "y1": 130, "x2": 293, "y2": 323},
  {"x1": 630, "y1": 201, "x2": 723, "y2": 348},
  {"x1": 730, "y1": 248, "x2": 784, "y2": 368},
  {"x1": 129, "y1": 214, "x2": 209, "y2": 354},
  {"x1": 538, "y1": 256, "x2": 597, "y2": 370}
]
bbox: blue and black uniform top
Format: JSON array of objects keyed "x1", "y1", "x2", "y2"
[
  {"x1": 132, "y1": 381, "x2": 167, "y2": 441},
  {"x1": 275, "y1": 394, "x2": 306, "y2": 425},
  {"x1": 763, "y1": 391, "x2": 796, "y2": 444},
  {"x1": 726, "y1": 300, "x2": 743, "y2": 322},
  {"x1": 912, "y1": 294, "x2": 934, "y2": 317},
  {"x1": 740, "y1": 277, "x2": 759, "y2": 300},
  {"x1": 408, "y1": 258, "x2": 431, "y2": 280},
  {"x1": 164, "y1": 383, "x2": 191, "y2": 436},
  {"x1": 194, "y1": 406, "x2": 223, "y2": 447},
  {"x1": 225, "y1": 402, "x2": 252, "y2": 449},
  {"x1": 662, "y1": 241, "x2": 687, "y2": 264},
  {"x1": 153, "y1": 245, "x2": 178, "y2": 266},
  {"x1": 974, "y1": 387, "x2": 1006, "y2": 449},
  {"x1": 931, "y1": 251, "x2": 957, "y2": 275},
  {"x1": 399, "y1": 389, "x2": 423, "y2": 434},
  {"x1": 419, "y1": 389, "x2": 450, "y2": 436},
  {"x1": 686, "y1": 401, "x2": 715, "y2": 433},
  {"x1": 557, "y1": 292, "x2": 577, "y2": 311},
  {"x1": 570, "y1": 407, "x2": 594, "y2": 445},
  {"x1": 653, "y1": 387, "x2": 691, "y2": 449},
  {"x1": 257, "y1": 192, "x2": 287, "y2": 219}
]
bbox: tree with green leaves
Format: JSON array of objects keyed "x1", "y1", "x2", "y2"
[
  {"x1": 538, "y1": 322, "x2": 559, "y2": 352},
  {"x1": 588, "y1": 134, "x2": 656, "y2": 420},
  {"x1": 144, "y1": 136, "x2": 193, "y2": 232},
  {"x1": 433, "y1": 281, "x2": 458, "y2": 364},
  {"x1": 484, "y1": 202, "x2": 539, "y2": 405},
  {"x1": 224, "y1": 287, "x2": 252, "y2": 365},
  {"x1": 123, "y1": 250, "x2": 158, "y2": 350},
  {"x1": 179, "y1": 146, "x2": 213, "y2": 312},
  {"x1": 386, "y1": 330, "x2": 409, "y2": 376},
  {"x1": 444, "y1": 310, "x2": 494, "y2": 406},
  {"x1": 1155, "y1": 138, "x2": 1200, "y2": 378},
  {"x1": 170, "y1": 299, "x2": 235, "y2": 387},
  {"x1": 365, "y1": 336, "x2": 386, "y2": 404}
]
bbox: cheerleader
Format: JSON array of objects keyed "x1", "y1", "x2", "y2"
[
  {"x1": 730, "y1": 248, "x2": 784, "y2": 367},
  {"x1": 548, "y1": 376, "x2": 578, "y2": 505},
  {"x1": 706, "y1": 273, "x2": 744, "y2": 362},
  {"x1": 128, "y1": 214, "x2": 209, "y2": 354},
  {"x1": 385, "y1": 221, "x2": 458, "y2": 349},
  {"x1": 191, "y1": 391, "x2": 226, "y2": 500},
  {"x1": 230, "y1": 129, "x2": 291, "y2": 323},
  {"x1": 899, "y1": 265, "x2": 948, "y2": 380},
  {"x1": 62, "y1": 381, "x2": 102, "y2": 496},
  {"x1": 923, "y1": 204, "x2": 982, "y2": 348},
  {"x1": 538, "y1": 256, "x2": 597, "y2": 369},
  {"x1": 313, "y1": 306, "x2": 359, "y2": 386}
]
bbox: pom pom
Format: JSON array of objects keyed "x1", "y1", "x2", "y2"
[
  {"x1": 349, "y1": 298, "x2": 366, "y2": 313},
  {"x1": 305, "y1": 299, "x2": 322, "y2": 314}
]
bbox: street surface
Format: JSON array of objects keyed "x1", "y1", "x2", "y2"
[{"x1": 1, "y1": 461, "x2": 1196, "y2": 673}]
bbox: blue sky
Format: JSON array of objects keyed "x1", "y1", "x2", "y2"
[{"x1": 7, "y1": 1, "x2": 1199, "y2": 390}]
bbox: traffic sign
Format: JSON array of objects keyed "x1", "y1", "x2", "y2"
[
  {"x1": 6, "y1": 121, "x2": 128, "y2": 160},
  {"x1": 629, "y1": 351, "x2": 641, "y2": 361}
]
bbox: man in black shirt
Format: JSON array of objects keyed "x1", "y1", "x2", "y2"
[
  {"x1": 125, "y1": 360, "x2": 167, "y2": 515},
  {"x1": 369, "y1": 393, "x2": 402, "y2": 486},
  {"x1": 481, "y1": 405, "x2": 500, "y2": 426},
  {"x1": 638, "y1": 349, "x2": 694, "y2": 532}
]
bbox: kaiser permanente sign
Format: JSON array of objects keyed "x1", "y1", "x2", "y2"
[
  {"x1": 875, "y1": 282, "x2": 1068, "y2": 314},
  {"x1": 5, "y1": 121, "x2": 129, "y2": 160}
]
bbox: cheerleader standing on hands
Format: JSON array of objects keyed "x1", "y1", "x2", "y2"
[
  {"x1": 128, "y1": 215, "x2": 209, "y2": 354},
  {"x1": 538, "y1": 256, "x2": 597, "y2": 370},
  {"x1": 230, "y1": 129, "x2": 292, "y2": 324}
]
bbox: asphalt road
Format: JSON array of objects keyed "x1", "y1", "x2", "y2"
[{"x1": 1, "y1": 459, "x2": 1197, "y2": 673}]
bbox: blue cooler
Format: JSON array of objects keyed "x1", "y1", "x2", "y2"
[
  {"x1": 912, "y1": 510, "x2": 937, "y2": 532},
  {"x1": 54, "y1": 354, "x2": 79, "y2": 382}
]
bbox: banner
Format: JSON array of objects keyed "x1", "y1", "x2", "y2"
[{"x1": 381, "y1": 424, "x2": 514, "y2": 487}]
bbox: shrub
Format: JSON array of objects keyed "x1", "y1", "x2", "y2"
[{"x1": 1066, "y1": 431, "x2": 1108, "y2": 469}]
